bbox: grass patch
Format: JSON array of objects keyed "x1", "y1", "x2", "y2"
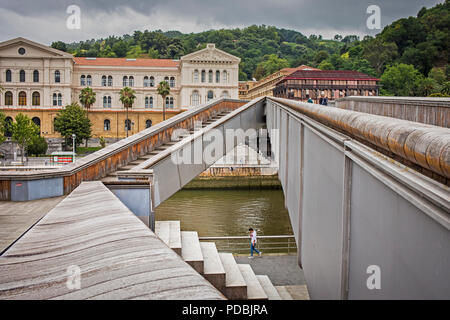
[{"x1": 76, "y1": 146, "x2": 102, "y2": 155}]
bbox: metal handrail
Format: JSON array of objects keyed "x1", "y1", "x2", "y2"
[{"x1": 199, "y1": 235, "x2": 297, "y2": 254}]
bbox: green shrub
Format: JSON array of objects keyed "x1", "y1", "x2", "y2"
[{"x1": 27, "y1": 135, "x2": 48, "y2": 156}]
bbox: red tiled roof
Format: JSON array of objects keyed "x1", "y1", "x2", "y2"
[
  {"x1": 74, "y1": 57, "x2": 180, "y2": 68},
  {"x1": 283, "y1": 70, "x2": 380, "y2": 81}
]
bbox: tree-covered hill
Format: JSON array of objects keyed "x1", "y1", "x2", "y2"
[{"x1": 52, "y1": 1, "x2": 449, "y2": 96}]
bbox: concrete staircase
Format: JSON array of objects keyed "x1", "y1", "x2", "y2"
[
  {"x1": 155, "y1": 220, "x2": 283, "y2": 300},
  {"x1": 101, "y1": 111, "x2": 232, "y2": 185}
]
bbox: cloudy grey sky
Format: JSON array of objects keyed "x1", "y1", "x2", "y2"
[{"x1": 0, "y1": 0, "x2": 444, "y2": 44}]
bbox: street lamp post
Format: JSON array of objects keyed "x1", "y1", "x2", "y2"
[{"x1": 72, "y1": 134, "x2": 76, "y2": 163}]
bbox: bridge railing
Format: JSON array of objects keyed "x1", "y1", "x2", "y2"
[
  {"x1": 199, "y1": 235, "x2": 297, "y2": 255},
  {"x1": 0, "y1": 98, "x2": 246, "y2": 201},
  {"x1": 266, "y1": 96, "x2": 450, "y2": 299}
]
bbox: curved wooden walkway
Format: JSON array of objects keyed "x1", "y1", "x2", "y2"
[{"x1": 0, "y1": 181, "x2": 224, "y2": 300}]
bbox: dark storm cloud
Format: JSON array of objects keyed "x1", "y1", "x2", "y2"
[{"x1": 0, "y1": 0, "x2": 444, "y2": 43}]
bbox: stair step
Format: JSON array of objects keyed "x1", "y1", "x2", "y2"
[
  {"x1": 219, "y1": 253, "x2": 247, "y2": 300},
  {"x1": 200, "y1": 242, "x2": 226, "y2": 292},
  {"x1": 169, "y1": 221, "x2": 182, "y2": 255},
  {"x1": 181, "y1": 231, "x2": 204, "y2": 274},
  {"x1": 256, "y1": 275, "x2": 282, "y2": 300},
  {"x1": 274, "y1": 286, "x2": 294, "y2": 300},
  {"x1": 237, "y1": 264, "x2": 268, "y2": 300},
  {"x1": 116, "y1": 165, "x2": 135, "y2": 171},
  {"x1": 155, "y1": 221, "x2": 182, "y2": 255}
]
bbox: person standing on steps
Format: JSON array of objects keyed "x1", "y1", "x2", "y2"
[{"x1": 249, "y1": 228, "x2": 262, "y2": 259}]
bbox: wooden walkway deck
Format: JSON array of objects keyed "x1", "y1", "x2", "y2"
[
  {"x1": 0, "y1": 196, "x2": 65, "y2": 255},
  {"x1": 0, "y1": 181, "x2": 225, "y2": 300}
]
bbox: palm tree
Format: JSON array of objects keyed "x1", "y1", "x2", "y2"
[
  {"x1": 79, "y1": 87, "x2": 96, "y2": 146},
  {"x1": 119, "y1": 87, "x2": 136, "y2": 137},
  {"x1": 157, "y1": 81, "x2": 171, "y2": 121}
]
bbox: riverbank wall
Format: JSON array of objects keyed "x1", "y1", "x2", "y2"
[{"x1": 184, "y1": 166, "x2": 281, "y2": 189}]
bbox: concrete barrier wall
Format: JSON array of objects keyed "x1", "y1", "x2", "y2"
[
  {"x1": 0, "y1": 98, "x2": 245, "y2": 201},
  {"x1": 335, "y1": 96, "x2": 450, "y2": 128},
  {"x1": 266, "y1": 98, "x2": 450, "y2": 299}
]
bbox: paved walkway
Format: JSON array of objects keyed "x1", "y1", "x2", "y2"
[
  {"x1": 0, "y1": 196, "x2": 66, "y2": 255},
  {"x1": 235, "y1": 254, "x2": 310, "y2": 300}
]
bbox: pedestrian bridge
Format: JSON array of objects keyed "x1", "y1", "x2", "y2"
[{"x1": 0, "y1": 96, "x2": 449, "y2": 299}]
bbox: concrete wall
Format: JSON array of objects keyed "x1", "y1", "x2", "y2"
[
  {"x1": 10, "y1": 177, "x2": 63, "y2": 201},
  {"x1": 335, "y1": 96, "x2": 450, "y2": 128},
  {"x1": 266, "y1": 98, "x2": 450, "y2": 299}
]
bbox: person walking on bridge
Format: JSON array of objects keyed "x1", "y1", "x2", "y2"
[{"x1": 249, "y1": 228, "x2": 262, "y2": 259}]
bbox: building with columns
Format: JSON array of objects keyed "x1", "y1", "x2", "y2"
[
  {"x1": 273, "y1": 69, "x2": 380, "y2": 103},
  {"x1": 0, "y1": 38, "x2": 240, "y2": 140}
]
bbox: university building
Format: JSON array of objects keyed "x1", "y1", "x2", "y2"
[{"x1": 0, "y1": 38, "x2": 240, "y2": 141}]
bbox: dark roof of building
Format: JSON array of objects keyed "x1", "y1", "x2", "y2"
[{"x1": 281, "y1": 70, "x2": 380, "y2": 82}]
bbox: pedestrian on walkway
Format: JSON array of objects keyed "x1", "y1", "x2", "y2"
[
  {"x1": 249, "y1": 228, "x2": 262, "y2": 259},
  {"x1": 306, "y1": 95, "x2": 313, "y2": 103}
]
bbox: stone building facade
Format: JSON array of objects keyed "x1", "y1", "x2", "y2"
[{"x1": 0, "y1": 38, "x2": 240, "y2": 140}]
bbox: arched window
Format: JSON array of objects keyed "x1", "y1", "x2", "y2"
[
  {"x1": 32, "y1": 117, "x2": 41, "y2": 130},
  {"x1": 4, "y1": 117, "x2": 13, "y2": 137},
  {"x1": 104, "y1": 119, "x2": 110, "y2": 131},
  {"x1": 5, "y1": 69, "x2": 11, "y2": 82},
  {"x1": 208, "y1": 70, "x2": 213, "y2": 83},
  {"x1": 192, "y1": 91, "x2": 200, "y2": 106},
  {"x1": 169, "y1": 97, "x2": 174, "y2": 108},
  {"x1": 201, "y1": 70, "x2": 206, "y2": 83},
  {"x1": 102, "y1": 75, "x2": 107, "y2": 86},
  {"x1": 33, "y1": 70, "x2": 39, "y2": 83},
  {"x1": 221, "y1": 91, "x2": 229, "y2": 98},
  {"x1": 57, "y1": 93, "x2": 62, "y2": 106},
  {"x1": 165, "y1": 97, "x2": 170, "y2": 108},
  {"x1": 145, "y1": 119, "x2": 152, "y2": 128},
  {"x1": 32, "y1": 92, "x2": 40, "y2": 106},
  {"x1": 193, "y1": 70, "x2": 199, "y2": 82},
  {"x1": 123, "y1": 76, "x2": 128, "y2": 87},
  {"x1": 124, "y1": 119, "x2": 131, "y2": 131},
  {"x1": 103, "y1": 96, "x2": 111, "y2": 108},
  {"x1": 164, "y1": 76, "x2": 169, "y2": 82},
  {"x1": 145, "y1": 96, "x2": 154, "y2": 108},
  {"x1": 87, "y1": 75, "x2": 92, "y2": 86},
  {"x1": 207, "y1": 90, "x2": 214, "y2": 101},
  {"x1": 145, "y1": 96, "x2": 149, "y2": 108},
  {"x1": 222, "y1": 70, "x2": 227, "y2": 83},
  {"x1": 149, "y1": 96, "x2": 153, "y2": 108},
  {"x1": 129, "y1": 76, "x2": 134, "y2": 87},
  {"x1": 19, "y1": 70, "x2": 25, "y2": 82},
  {"x1": 81, "y1": 75, "x2": 86, "y2": 86},
  {"x1": 216, "y1": 70, "x2": 220, "y2": 83},
  {"x1": 107, "y1": 76, "x2": 112, "y2": 86},
  {"x1": 149, "y1": 76, "x2": 155, "y2": 87},
  {"x1": 170, "y1": 77, "x2": 175, "y2": 87},
  {"x1": 53, "y1": 93, "x2": 57, "y2": 106},
  {"x1": 54, "y1": 70, "x2": 60, "y2": 83},
  {"x1": 19, "y1": 91, "x2": 26, "y2": 106},
  {"x1": 5, "y1": 91, "x2": 13, "y2": 105},
  {"x1": 144, "y1": 76, "x2": 149, "y2": 87}
]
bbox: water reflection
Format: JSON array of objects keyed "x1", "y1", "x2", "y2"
[{"x1": 155, "y1": 189, "x2": 293, "y2": 237}]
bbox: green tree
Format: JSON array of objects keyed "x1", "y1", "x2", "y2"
[
  {"x1": 380, "y1": 63, "x2": 423, "y2": 96},
  {"x1": 119, "y1": 87, "x2": 136, "y2": 137},
  {"x1": 79, "y1": 87, "x2": 96, "y2": 110},
  {"x1": 318, "y1": 60, "x2": 334, "y2": 70},
  {"x1": 79, "y1": 87, "x2": 96, "y2": 146},
  {"x1": 11, "y1": 113, "x2": 40, "y2": 163},
  {"x1": 314, "y1": 50, "x2": 329, "y2": 64},
  {"x1": 261, "y1": 54, "x2": 289, "y2": 76},
  {"x1": 362, "y1": 39, "x2": 398, "y2": 76},
  {"x1": 415, "y1": 77, "x2": 438, "y2": 96},
  {"x1": 157, "y1": 81, "x2": 171, "y2": 121},
  {"x1": 27, "y1": 135, "x2": 48, "y2": 156},
  {"x1": 0, "y1": 111, "x2": 6, "y2": 145},
  {"x1": 253, "y1": 64, "x2": 266, "y2": 80},
  {"x1": 428, "y1": 67, "x2": 447, "y2": 84},
  {"x1": 54, "y1": 103, "x2": 92, "y2": 148}
]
